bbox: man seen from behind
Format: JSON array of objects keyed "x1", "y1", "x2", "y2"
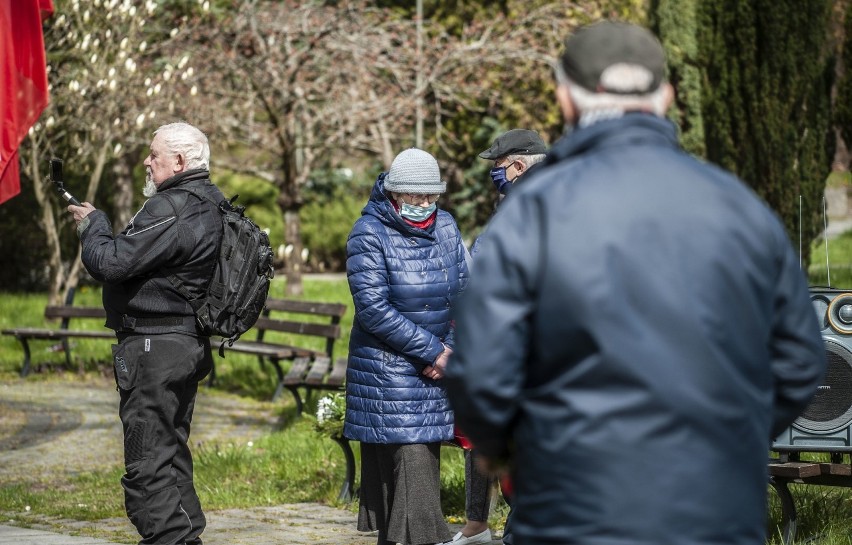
[{"x1": 446, "y1": 21, "x2": 826, "y2": 545}]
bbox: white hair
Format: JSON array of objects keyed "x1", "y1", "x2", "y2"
[
  {"x1": 506, "y1": 152, "x2": 546, "y2": 167},
  {"x1": 153, "y1": 122, "x2": 210, "y2": 170},
  {"x1": 555, "y1": 62, "x2": 669, "y2": 123}
]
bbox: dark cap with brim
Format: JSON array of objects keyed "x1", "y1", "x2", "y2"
[
  {"x1": 560, "y1": 21, "x2": 666, "y2": 95},
  {"x1": 479, "y1": 129, "x2": 547, "y2": 160}
]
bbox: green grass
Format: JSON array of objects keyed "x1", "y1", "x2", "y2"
[
  {"x1": 766, "y1": 453, "x2": 852, "y2": 545},
  {"x1": 809, "y1": 231, "x2": 852, "y2": 288},
  {"x1": 0, "y1": 417, "x2": 481, "y2": 523}
]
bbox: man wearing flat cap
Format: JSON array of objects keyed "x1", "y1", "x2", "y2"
[
  {"x1": 466, "y1": 129, "x2": 548, "y2": 261},
  {"x1": 450, "y1": 130, "x2": 547, "y2": 545},
  {"x1": 447, "y1": 20, "x2": 825, "y2": 545},
  {"x1": 480, "y1": 129, "x2": 547, "y2": 198}
]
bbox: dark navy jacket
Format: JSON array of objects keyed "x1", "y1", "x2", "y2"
[
  {"x1": 446, "y1": 114, "x2": 826, "y2": 545},
  {"x1": 80, "y1": 169, "x2": 224, "y2": 335},
  {"x1": 344, "y1": 174, "x2": 469, "y2": 444}
]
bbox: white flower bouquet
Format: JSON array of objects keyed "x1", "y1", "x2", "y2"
[{"x1": 314, "y1": 392, "x2": 346, "y2": 438}]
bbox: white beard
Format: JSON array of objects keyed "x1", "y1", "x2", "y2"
[{"x1": 143, "y1": 171, "x2": 157, "y2": 198}]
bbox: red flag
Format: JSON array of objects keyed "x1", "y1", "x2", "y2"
[{"x1": 0, "y1": 0, "x2": 53, "y2": 205}]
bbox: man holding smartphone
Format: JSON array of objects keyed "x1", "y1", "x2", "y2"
[{"x1": 67, "y1": 122, "x2": 223, "y2": 545}]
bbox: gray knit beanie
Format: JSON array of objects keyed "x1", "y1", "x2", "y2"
[{"x1": 385, "y1": 148, "x2": 446, "y2": 194}]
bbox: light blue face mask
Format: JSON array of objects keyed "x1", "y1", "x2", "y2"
[{"x1": 399, "y1": 202, "x2": 437, "y2": 222}]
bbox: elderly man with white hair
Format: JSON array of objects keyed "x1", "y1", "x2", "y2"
[
  {"x1": 447, "y1": 21, "x2": 826, "y2": 545},
  {"x1": 68, "y1": 121, "x2": 223, "y2": 545}
]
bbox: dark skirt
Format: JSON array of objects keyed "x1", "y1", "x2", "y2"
[{"x1": 358, "y1": 442, "x2": 453, "y2": 545}]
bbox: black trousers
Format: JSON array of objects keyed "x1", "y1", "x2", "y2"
[
  {"x1": 112, "y1": 333, "x2": 213, "y2": 545},
  {"x1": 466, "y1": 448, "x2": 514, "y2": 544},
  {"x1": 464, "y1": 448, "x2": 493, "y2": 522}
]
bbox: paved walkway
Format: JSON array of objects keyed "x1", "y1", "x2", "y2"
[
  {"x1": 0, "y1": 503, "x2": 381, "y2": 544},
  {"x1": 0, "y1": 378, "x2": 500, "y2": 545}
]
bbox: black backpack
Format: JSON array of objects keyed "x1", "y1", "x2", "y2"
[{"x1": 169, "y1": 189, "x2": 275, "y2": 355}]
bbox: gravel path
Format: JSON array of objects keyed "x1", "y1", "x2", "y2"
[
  {"x1": 0, "y1": 378, "x2": 277, "y2": 485},
  {"x1": 0, "y1": 377, "x2": 379, "y2": 544},
  {"x1": 0, "y1": 377, "x2": 498, "y2": 545}
]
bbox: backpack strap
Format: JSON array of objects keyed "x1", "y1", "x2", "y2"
[{"x1": 162, "y1": 185, "x2": 224, "y2": 334}]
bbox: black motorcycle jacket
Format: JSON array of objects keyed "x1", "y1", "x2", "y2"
[{"x1": 79, "y1": 168, "x2": 224, "y2": 335}]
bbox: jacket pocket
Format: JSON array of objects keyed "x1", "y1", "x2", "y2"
[{"x1": 111, "y1": 340, "x2": 141, "y2": 391}]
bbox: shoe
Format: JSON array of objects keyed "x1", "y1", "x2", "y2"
[{"x1": 446, "y1": 529, "x2": 492, "y2": 544}]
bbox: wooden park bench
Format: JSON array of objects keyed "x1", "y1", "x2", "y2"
[
  {"x1": 768, "y1": 454, "x2": 852, "y2": 544},
  {"x1": 1, "y1": 287, "x2": 113, "y2": 376},
  {"x1": 224, "y1": 297, "x2": 349, "y2": 411},
  {"x1": 2, "y1": 290, "x2": 349, "y2": 411}
]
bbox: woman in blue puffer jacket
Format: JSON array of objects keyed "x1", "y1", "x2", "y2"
[{"x1": 344, "y1": 148, "x2": 469, "y2": 545}]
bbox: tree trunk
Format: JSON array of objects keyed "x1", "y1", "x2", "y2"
[
  {"x1": 61, "y1": 141, "x2": 112, "y2": 302},
  {"x1": 28, "y1": 136, "x2": 65, "y2": 306},
  {"x1": 112, "y1": 154, "x2": 135, "y2": 232},
  {"x1": 284, "y1": 210, "x2": 304, "y2": 296}
]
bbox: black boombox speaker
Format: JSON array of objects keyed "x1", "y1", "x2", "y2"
[{"x1": 773, "y1": 287, "x2": 852, "y2": 452}]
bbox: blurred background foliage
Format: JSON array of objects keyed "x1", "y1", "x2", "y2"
[
  {"x1": 216, "y1": 170, "x2": 285, "y2": 249},
  {"x1": 0, "y1": 0, "x2": 850, "y2": 295}
]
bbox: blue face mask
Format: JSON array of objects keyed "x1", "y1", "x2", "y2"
[{"x1": 399, "y1": 202, "x2": 437, "y2": 222}]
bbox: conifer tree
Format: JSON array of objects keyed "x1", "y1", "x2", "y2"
[
  {"x1": 650, "y1": 0, "x2": 704, "y2": 156},
  {"x1": 836, "y1": 2, "x2": 852, "y2": 155},
  {"x1": 697, "y1": 0, "x2": 834, "y2": 263}
]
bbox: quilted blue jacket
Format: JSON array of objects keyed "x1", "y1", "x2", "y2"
[{"x1": 343, "y1": 174, "x2": 469, "y2": 444}]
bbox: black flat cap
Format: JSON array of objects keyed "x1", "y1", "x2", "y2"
[
  {"x1": 479, "y1": 129, "x2": 547, "y2": 160},
  {"x1": 560, "y1": 21, "x2": 666, "y2": 94}
]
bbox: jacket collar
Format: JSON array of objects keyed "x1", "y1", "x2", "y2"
[
  {"x1": 546, "y1": 113, "x2": 680, "y2": 166},
  {"x1": 157, "y1": 168, "x2": 210, "y2": 192}
]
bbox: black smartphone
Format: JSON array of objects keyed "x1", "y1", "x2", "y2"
[{"x1": 50, "y1": 158, "x2": 81, "y2": 206}]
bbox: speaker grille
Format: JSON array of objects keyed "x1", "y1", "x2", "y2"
[{"x1": 795, "y1": 338, "x2": 852, "y2": 433}]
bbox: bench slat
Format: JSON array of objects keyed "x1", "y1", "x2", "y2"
[
  {"x1": 223, "y1": 340, "x2": 299, "y2": 359},
  {"x1": 252, "y1": 317, "x2": 340, "y2": 339},
  {"x1": 768, "y1": 462, "x2": 822, "y2": 479},
  {"x1": 44, "y1": 306, "x2": 107, "y2": 319},
  {"x1": 305, "y1": 356, "x2": 332, "y2": 385},
  {"x1": 282, "y1": 357, "x2": 312, "y2": 385},
  {"x1": 1, "y1": 328, "x2": 114, "y2": 339},
  {"x1": 226, "y1": 340, "x2": 317, "y2": 358},
  {"x1": 264, "y1": 299, "x2": 346, "y2": 317},
  {"x1": 327, "y1": 357, "x2": 347, "y2": 387}
]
